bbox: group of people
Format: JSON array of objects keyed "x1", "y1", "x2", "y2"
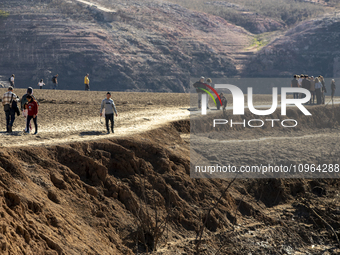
[
  {"x1": 8, "y1": 73, "x2": 90, "y2": 91},
  {"x1": 291, "y1": 74, "x2": 336, "y2": 105},
  {"x1": 2, "y1": 86, "x2": 39, "y2": 134},
  {"x1": 193, "y1": 76, "x2": 227, "y2": 111},
  {"x1": 2, "y1": 85, "x2": 118, "y2": 135}
]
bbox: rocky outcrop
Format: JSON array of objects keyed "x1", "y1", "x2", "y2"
[
  {"x1": 0, "y1": 0, "x2": 251, "y2": 92},
  {"x1": 243, "y1": 14, "x2": 340, "y2": 77}
]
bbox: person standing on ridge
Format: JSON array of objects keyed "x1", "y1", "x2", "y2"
[
  {"x1": 100, "y1": 92, "x2": 118, "y2": 134},
  {"x1": 9, "y1": 74, "x2": 15, "y2": 88},
  {"x1": 315, "y1": 77, "x2": 322, "y2": 105},
  {"x1": 291, "y1": 75, "x2": 299, "y2": 99},
  {"x1": 301, "y1": 75, "x2": 311, "y2": 101},
  {"x1": 331, "y1": 79, "x2": 336, "y2": 104},
  {"x1": 193, "y1": 76, "x2": 206, "y2": 109},
  {"x1": 52, "y1": 74, "x2": 58, "y2": 90},
  {"x1": 319, "y1": 76, "x2": 326, "y2": 104},
  {"x1": 2, "y1": 86, "x2": 19, "y2": 133},
  {"x1": 84, "y1": 74, "x2": 90, "y2": 91},
  {"x1": 25, "y1": 95, "x2": 38, "y2": 135}
]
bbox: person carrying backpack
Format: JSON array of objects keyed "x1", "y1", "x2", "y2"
[
  {"x1": 100, "y1": 92, "x2": 118, "y2": 134},
  {"x1": 25, "y1": 95, "x2": 38, "y2": 135},
  {"x1": 2, "y1": 86, "x2": 20, "y2": 133},
  {"x1": 52, "y1": 74, "x2": 58, "y2": 90},
  {"x1": 84, "y1": 74, "x2": 90, "y2": 91}
]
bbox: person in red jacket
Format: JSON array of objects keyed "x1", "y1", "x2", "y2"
[{"x1": 25, "y1": 95, "x2": 38, "y2": 134}]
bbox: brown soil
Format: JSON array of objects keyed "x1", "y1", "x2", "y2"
[{"x1": 0, "y1": 90, "x2": 339, "y2": 254}]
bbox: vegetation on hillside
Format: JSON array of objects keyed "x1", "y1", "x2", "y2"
[{"x1": 0, "y1": 10, "x2": 9, "y2": 19}]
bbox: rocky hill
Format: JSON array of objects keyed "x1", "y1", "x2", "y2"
[
  {"x1": 243, "y1": 13, "x2": 340, "y2": 77},
  {"x1": 0, "y1": 0, "x2": 251, "y2": 92}
]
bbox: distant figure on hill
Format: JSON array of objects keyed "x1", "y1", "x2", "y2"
[
  {"x1": 84, "y1": 74, "x2": 90, "y2": 91},
  {"x1": 52, "y1": 74, "x2": 58, "y2": 90},
  {"x1": 38, "y1": 79, "x2": 45, "y2": 89},
  {"x1": 21, "y1": 87, "x2": 38, "y2": 132},
  {"x1": 193, "y1": 76, "x2": 206, "y2": 109},
  {"x1": 100, "y1": 92, "x2": 118, "y2": 134},
  {"x1": 2, "y1": 86, "x2": 20, "y2": 133},
  {"x1": 291, "y1": 74, "x2": 299, "y2": 99},
  {"x1": 9, "y1": 74, "x2": 15, "y2": 88},
  {"x1": 25, "y1": 95, "x2": 38, "y2": 135},
  {"x1": 331, "y1": 79, "x2": 336, "y2": 104}
]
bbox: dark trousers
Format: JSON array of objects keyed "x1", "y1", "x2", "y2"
[
  {"x1": 310, "y1": 91, "x2": 315, "y2": 104},
  {"x1": 315, "y1": 89, "x2": 321, "y2": 105},
  {"x1": 85, "y1": 84, "x2": 89, "y2": 91},
  {"x1": 27, "y1": 115, "x2": 37, "y2": 133},
  {"x1": 105, "y1": 114, "x2": 114, "y2": 132},
  {"x1": 5, "y1": 109, "x2": 15, "y2": 131}
]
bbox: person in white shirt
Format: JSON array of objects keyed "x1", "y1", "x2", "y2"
[
  {"x1": 10, "y1": 74, "x2": 15, "y2": 88},
  {"x1": 38, "y1": 79, "x2": 45, "y2": 89}
]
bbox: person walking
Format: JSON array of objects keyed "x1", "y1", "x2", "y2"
[
  {"x1": 291, "y1": 75, "x2": 299, "y2": 99},
  {"x1": 21, "y1": 87, "x2": 38, "y2": 132},
  {"x1": 38, "y1": 79, "x2": 45, "y2": 89},
  {"x1": 2, "y1": 86, "x2": 19, "y2": 133},
  {"x1": 331, "y1": 79, "x2": 336, "y2": 104},
  {"x1": 52, "y1": 74, "x2": 58, "y2": 90},
  {"x1": 25, "y1": 95, "x2": 38, "y2": 135},
  {"x1": 315, "y1": 77, "x2": 322, "y2": 105},
  {"x1": 84, "y1": 74, "x2": 90, "y2": 91},
  {"x1": 9, "y1": 74, "x2": 15, "y2": 88},
  {"x1": 100, "y1": 92, "x2": 118, "y2": 134}
]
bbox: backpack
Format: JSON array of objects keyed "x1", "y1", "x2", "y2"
[
  {"x1": 9, "y1": 77, "x2": 11, "y2": 82},
  {"x1": 52, "y1": 77, "x2": 55, "y2": 82}
]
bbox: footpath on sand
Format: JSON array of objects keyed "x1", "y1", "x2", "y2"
[{"x1": 0, "y1": 107, "x2": 190, "y2": 148}]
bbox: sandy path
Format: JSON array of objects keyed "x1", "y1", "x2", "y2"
[{"x1": 0, "y1": 106, "x2": 190, "y2": 148}]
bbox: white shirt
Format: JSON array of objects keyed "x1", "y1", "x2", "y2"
[
  {"x1": 298, "y1": 78, "x2": 302, "y2": 87},
  {"x1": 10, "y1": 77, "x2": 14, "y2": 82},
  {"x1": 38, "y1": 82, "x2": 44, "y2": 87}
]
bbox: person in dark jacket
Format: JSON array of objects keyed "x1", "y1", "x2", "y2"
[
  {"x1": 193, "y1": 76, "x2": 206, "y2": 109},
  {"x1": 216, "y1": 93, "x2": 227, "y2": 111},
  {"x1": 301, "y1": 75, "x2": 311, "y2": 101},
  {"x1": 25, "y1": 95, "x2": 38, "y2": 134}
]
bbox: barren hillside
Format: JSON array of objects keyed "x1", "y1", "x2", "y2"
[{"x1": 0, "y1": 0, "x2": 251, "y2": 92}]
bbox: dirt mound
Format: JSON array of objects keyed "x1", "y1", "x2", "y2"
[{"x1": 0, "y1": 120, "x2": 339, "y2": 254}]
